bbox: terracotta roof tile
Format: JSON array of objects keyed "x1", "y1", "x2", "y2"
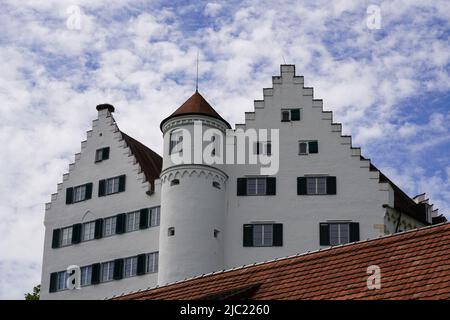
[{"x1": 114, "y1": 223, "x2": 450, "y2": 300}]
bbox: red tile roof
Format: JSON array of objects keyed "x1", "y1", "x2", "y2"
[
  {"x1": 120, "y1": 132, "x2": 162, "y2": 194},
  {"x1": 160, "y1": 91, "x2": 231, "y2": 130},
  {"x1": 113, "y1": 223, "x2": 450, "y2": 300}
]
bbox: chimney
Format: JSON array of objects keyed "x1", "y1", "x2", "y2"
[{"x1": 96, "y1": 103, "x2": 115, "y2": 116}]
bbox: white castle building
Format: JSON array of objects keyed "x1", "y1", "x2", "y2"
[{"x1": 40, "y1": 65, "x2": 446, "y2": 299}]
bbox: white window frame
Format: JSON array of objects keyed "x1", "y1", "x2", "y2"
[
  {"x1": 306, "y1": 177, "x2": 327, "y2": 195},
  {"x1": 80, "y1": 266, "x2": 92, "y2": 286},
  {"x1": 60, "y1": 227, "x2": 73, "y2": 247},
  {"x1": 103, "y1": 216, "x2": 117, "y2": 237},
  {"x1": 124, "y1": 256, "x2": 138, "y2": 278},
  {"x1": 146, "y1": 252, "x2": 159, "y2": 273},
  {"x1": 73, "y1": 185, "x2": 86, "y2": 202},
  {"x1": 101, "y1": 261, "x2": 114, "y2": 282},
  {"x1": 82, "y1": 221, "x2": 96, "y2": 241},
  {"x1": 105, "y1": 177, "x2": 120, "y2": 195},
  {"x1": 149, "y1": 207, "x2": 160, "y2": 227},
  {"x1": 329, "y1": 223, "x2": 350, "y2": 245},
  {"x1": 247, "y1": 178, "x2": 267, "y2": 196},
  {"x1": 126, "y1": 211, "x2": 140, "y2": 232},
  {"x1": 253, "y1": 224, "x2": 274, "y2": 247}
]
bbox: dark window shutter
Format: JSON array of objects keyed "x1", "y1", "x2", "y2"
[
  {"x1": 115, "y1": 213, "x2": 126, "y2": 234},
  {"x1": 256, "y1": 142, "x2": 260, "y2": 155},
  {"x1": 308, "y1": 141, "x2": 318, "y2": 153},
  {"x1": 85, "y1": 183, "x2": 93, "y2": 200},
  {"x1": 102, "y1": 147, "x2": 110, "y2": 160},
  {"x1": 266, "y1": 177, "x2": 276, "y2": 195},
  {"x1": 291, "y1": 109, "x2": 300, "y2": 121},
  {"x1": 320, "y1": 223, "x2": 330, "y2": 246},
  {"x1": 137, "y1": 254, "x2": 146, "y2": 276},
  {"x1": 51, "y1": 229, "x2": 61, "y2": 249},
  {"x1": 66, "y1": 187, "x2": 73, "y2": 204},
  {"x1": 349, "y1": 222, "x2": 360, "y2": 242},
  {"x1": 91, "y1": 263, "x2": 101, "y2": 285},
  {"x1": 243, "y1": 224, "x2": 254, "y2": 247},
  {"x1": 113, "y1": 259, "x2": 124, "y2": 280},
  {"x1": 72, "y1": 223, "x2": 82, "y2": 244},
  {"x1": 139, "y1": 209, "x2": 149, "y2": 229},
  {"x1": 118, "y1": 175, "x2": 126, "y2": 192},
  {"x1": 297, "y1": 177, "x2": 307, "y2": 195},
  {"x1": 49, "y1": 272, "x2": 58, "y2": 293},
  {"x1": 326, "y1": 176, "x2": 337, "y2": 195},
  {"x1": 273, "y1": 223, "x2": 283, "y2": 246},
  {"x1": 94, "y1": 218, "x2": 103, "y2": 239},
  {"x1": 98, "y1": 180, "x2": 106, "y2": 197},
  {"x1": 237, "y1": 178, "x2": 247, "y2": 196}
]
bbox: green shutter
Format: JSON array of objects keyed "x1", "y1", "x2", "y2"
[
  {"x1": 137, "y1": 254, "x2": 146, "y2": 276},
  {"x1": 85, "y1": 183, "x2": 93, "y2": 200},
  {"x1": 349, "y1": 222, "x2": 360, "y2": 242},
  {"x1": 320, "y1": 223, "x2": 330, "y2": 246},
  {"x1": 273, "y1": 224, "x2": 283, "y2": 246},
  {"x1": 297, "y1": 177, "x2": 307, "y2": 195},
  {"x1": 113, "y1": 259, "x2": 124, "y2": 280},
  {"x1": 71, "y1": 224, "x2": 82, "y2": 244},
  {"x1": 91, "y1": 263, "x2": 101, "y2": 285},
  {"x1": 94, "y1": 219, "x2": 103, "y2": 239},
  {"x1": 266, "y1": 177, "x2": 276, "y2": 195},
  {"x1": 237, "y1": 178, "x2": 247, "y2": 196},
  {"x1": 243, "y1": 224, "x2": 254, "y2": 247},
  {"x1": 326, "y1": 177, "x2": 337, "y2": 195},
  {"x1": 49, "y1": 272, "x2": 58, "y2": 293},
  {"x1": 291, "y1": 109, "x2": 300, "y2": 121},
  {"x1": 66, "y1": 188, "x2": 73, "y2": 204},
  {"x1": 139, "y1": 209, "x2": 149, "y2": 229},
  {"x1": 102, "y1": 147, "x2": 110, "y2": 160},
  {"x1": 116, "y1": 213, "x2": 126, "y2": 234},
  {"x1": 308, "y1": 141, "x2": 318, "y2": 153},
  {"x1": 98, "y1": 180, "x2": 106, "y2": 197},
  {"x1": 118, "y1": 175, "x2": 126, "y2": 192},
  {"x1": 51, "y1": 229, "x2": 61, "y2": 249}
]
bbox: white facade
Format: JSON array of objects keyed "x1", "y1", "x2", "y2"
[{"x1": 41, "y1": 65, "x2": 442, "y2": 299}]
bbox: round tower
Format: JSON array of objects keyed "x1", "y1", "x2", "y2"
[{"x1": 158, "y1": 91, "x2": 230, "y2": 286}]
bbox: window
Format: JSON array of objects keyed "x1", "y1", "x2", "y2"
[
  {"x1": 299, "y1": 141, "x2": 318, "y2": 155},
  {"x1": 126, "y1": 211, "x2": 140, "y2": 232},
  {"x1": 149, "y1": 207, "x2": 160, "y2": 227},
  {"x1": 60, "y1": 227, "x2": 73, "y2": 247},
  {"x1": 306, "y1": 177, "x2": 327, "y2": 195},
  {"x1": 146, "y1": 252, "x2": 159, "y2": 273},
  {"x1": 73, "y1": 185, "x2": 86, "y2": 202},
  {"x1": 106, "y1": 177, "x2": 120, "y2": 194},
  {"x1": 171, "y1": 179, "x2": 180, "y2": 186},
  {"x1": 255, "y1": 141, "x2": 272, "y2": 155},
  {"x1": 243, "y1": 223, "x2": 283, "y2": 247},
  {"x1": 247, "y1": 178, "x2": 267, "y2": 196},
  {"x1": 212, "y1": 181, "x2": 221, "y2": 189},
  {"x1": 103, "y1": 217, "x2": 117, "y2": 237},
  {"x1": 329, "y1": 223, "x2": 349, "y2": 245},
  {"x1": 170, "y1": 131, "x2": 183, "y2": 154},
  {"x1": 320, "y1": 222, "x2": 359, "y2": 246},
  {"x1": 82, "y1": 221, "x2": 96, "y2": 241},
  {"x1": 237, "y1": 177, "x2": 276, "y2": 196},
  {"x1": 101, "y1": 261, "x2": 114, "y2": 282},
  {"x1": 56, "y1": 271, "x2": 68, "y2": 291},
  {"x1": 124, "y1": 257, "x2": 138, "y2": 278},
  {"x1": 298, "y1": 176, "x2": 336, "y2": 195},
  {"x1": 95, "y1": 147, "x2": 110, "y2": 162},
  {"x1": 80, "y1": 266, "x2": 92, "y2": 286},
  {"x1": 253, "y1": 224, "x2": 273, "y2": 246},
  {"x1": 98, "y1": 175, "x2": 126, "y2": 197},
  {"x1": 214, "y1": 229, "x2": 220, "y2": 238},
  {"x1": 168, "y1": 227, "x2": 175, "y2": 236},
  {"x1": 281, "y1": 109, "x2": 300, "y2": 122}
]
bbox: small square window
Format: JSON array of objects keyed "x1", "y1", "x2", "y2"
[
  {"x1": 168, "y1": 227, "x2": 175, "y2": 237},
  {"x1": 171, "y1": 179, "x2": 180, "y2": 186},
  {"x1": 213, "y1": 181, "x2": 221, "y2": 189},
  {"x1": 214, "y1": 229, "x2": 220, "y2": 238},
  {"x1": 95, "y1": 147, "x2": 110, "y2": 163}
]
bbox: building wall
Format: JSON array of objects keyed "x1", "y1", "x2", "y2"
[
  {"x1": 223, "y1": 65, "x2": 391, "y2": 267},
  {"x1": 40, "y1": 109, "x2": 161, "y2": 300}
]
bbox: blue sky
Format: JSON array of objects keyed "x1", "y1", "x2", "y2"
[{"x1": 0, "y1": 0, "x2": 449, "y2": 299}]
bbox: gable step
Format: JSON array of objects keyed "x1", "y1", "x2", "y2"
[
  {"x1": 245, "y1": 112, "x2": 255, "y2": 121},
  {"x1": 235, "y1": 124, "x2": 246, "y2": 130},
  {"x1": 57, "y1": 183, "x2": 63, "y2": 191},
  {"x1": 360, "y1": 159, "x2": 370, "y2": 168},
  {"x1": 69, "y1": 163, "x2": 75, "y2": 172},
  {"x1": 340, "y1": 136, "x2": 352, "y2": 145},
  {"x1": 331, "y1": 123, "x2": 342, "y2": 132},
  {"x1": 321, "y1": 111, "x2": 332, "y2": 120},
  {"x1": 51, "y1": 193, "x2": 58, "y2": 201},
  {"x1": 293, "y1": 76, "x2": 304, "y2": 85},
  {"x1": 303, "y1": 87, "x2": 313, "y2": 96},
  {"x1": 369, "y1": 171, "x2": 380, "y2": 180},
  {"x1": 86, "y1": 130, "x2": 93, "y2": 138},
  {"x1": 263, "y1": 88, "x2": 274, "y2": 97},
  {"x1": 254, "y1": 100, "x2": 265, "y2": 109},
  {"x1": 351, "y1": 148, "x2": 361, "y2": 156},
  {"x1": 75, "y1": 153, "x2": 81, "y2": 161},
  {"x1": 272, "y1": 76, "x2": 282, "y2": 85},
  {"x1": 63, "y1": 173, "x2": 69, "y2": 181},
  {"x1": 81, "y1": 140, "x2": 87, "y2": 149},
  {"x1": 45, "y1": 203, "x2": 52, "y2": 211},
  {"x1": 312, "y1": 99, "x2": 323, "y2": 108}
]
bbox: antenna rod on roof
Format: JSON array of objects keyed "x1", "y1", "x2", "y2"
[{"x1": 196, "y1": 50, "x2": 199, "y2": 92}]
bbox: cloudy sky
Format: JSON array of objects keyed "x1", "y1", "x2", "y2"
[{"x1": 0, "y1": 0, "x2": 449, "y2": 299}]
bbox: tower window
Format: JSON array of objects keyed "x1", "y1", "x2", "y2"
[
  {"x1": 212, "y1": 181, "x2": 221, "y2": 189},
  {"x1": 170, "y1": 131, "x2": 183, "y2": 154},
  {"x1": 214, "y1": 229, "x2": 220, "y2": 238},
  {"x1": 171, "y1": 179, "x2": 180, "y2": 186},
  {"x1": 168, "y1": 227, "x2": 175, "y2": 237}
]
